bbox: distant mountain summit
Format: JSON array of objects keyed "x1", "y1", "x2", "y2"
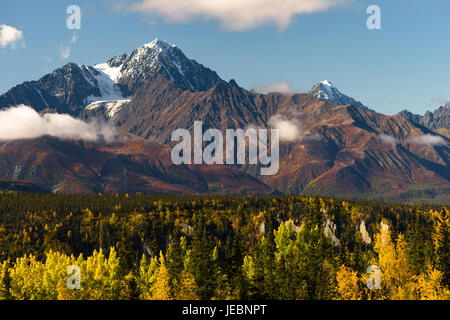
[{"x1": 308, "y1": 80, "x2": 373, "y2": 111}]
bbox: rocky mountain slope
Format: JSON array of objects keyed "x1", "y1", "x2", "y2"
[{"x1": 262, "y1": 100, "x2": 449, "y2": 202}]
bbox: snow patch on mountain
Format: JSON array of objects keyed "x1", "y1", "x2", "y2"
[
  {"x1": 94, "y1": 63, "x2": 122, "y2": 83},
  {"x1": 144, "y1": 38, "x2": 176, "y2": 50},
  {"x1": 35, "y1": 88, "x2": 50, "y2": 108},
  {"x1": 85, "y1": 99, "x2": 130, "y2": 118},
  {"x1": 79, "y1": 64, "x2": 129, "y2": 104}
]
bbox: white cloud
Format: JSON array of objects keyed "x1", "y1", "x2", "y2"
[
  {"x1": 407, "y1": 134, "x2": 447, "y2": 146},
  {"x1": 252, "y1": 81, "x2": 293, "y2": 94},
  {"x1": 58, "y1": 32, "x2": 78, "y2": 60},
  {"x1": 0, "y1": 105, "x2": 118, "y2": 143},
  {"x1": 118, "y1": 0, "x2": 351, "y2": 31},
  {"x1": 0, "y1": 24, "x2": 25, "y2": 49},
  {"x1": 268, "y1": 115, "x2": 301, "y2": 142},
  {"x1": 70, "y1": 32, "x2": 79, "y2": 44},
  {"x1": 59, "y1": 44, "x2": 71, "y2": 60},
  {"x1": 378, "y1": 134, "x2": 398, "y2": 145}
]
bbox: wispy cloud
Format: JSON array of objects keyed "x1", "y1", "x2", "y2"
[
  {"x1": 269, "y1": 115, "x2": 300, "y2": 142},
  {"x1": 41, "y1": 56, "x2": 53, "y2": 63},
  {"x1": 252, "y1": 81, "x2": 293, "y2": 94},
  {"x1": 70, "y1": 32, "x2": 79, "y2": 44},
  {"x1": 431, "y1": 97, "x2": 448, "y2": 106},
  {"x1": 268, "y1": 114, "x2": 320, "y2": 142},
  {"x1": 114, "y1": 0, "x2": 351, "y2": 31},
  {"x1": 59, "y1": 32, "x2": 78, "y2": 60},
  {"x1": 0, "y1": 24, "x2": 25, "y2": 49},
  {"x1": 59, "y1": 44, "x2": 71, "y2": 60},
  {"x1": 407, "y1": 134, "x2": 447, "y2": 146},
  {"x1": 0, "y1": 105, "x2": 119, "y2": 143},
  {"x1": 378, "y1": 134, "x2": 398, "y2": 145}
]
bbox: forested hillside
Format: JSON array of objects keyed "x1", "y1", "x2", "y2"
[{"x1": 0, "y1": 192, "x2": 448, "y2": 300}]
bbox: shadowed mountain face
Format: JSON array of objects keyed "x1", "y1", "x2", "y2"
[
  {"x1": 0, "y1": 136, "x2": 272, "y2": 194},
  {"x1": 0, "y1": 39, "x2": 448, "y2": 202},
  {"x1": 109, "y1": 79, "x2": 283, "y2": 144},
  {"x1": 0, "y1": 176, "x2": 47, "y2": 193},
  {"x1": 0, "y1": 63, "x2": 112, "y2": 115}
]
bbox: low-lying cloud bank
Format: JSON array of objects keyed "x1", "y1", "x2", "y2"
[
  {"x1": 378, "y1": 133, "x2": 447, "y2": 146},
  {"x1": 0, "y1": 105, "x2": 118, "y2": 143},
  {"x1": 407, "y1": 134, "x2": 447, "y2": 146},
  {"x1": 378, "y1": 134, "x2": 398, "y2": 145},
  {"x1": 252, "y1": 81, "x2": 293, "y2": 94}
]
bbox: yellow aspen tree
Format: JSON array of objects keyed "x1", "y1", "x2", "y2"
[
  {"x1": 391, "y1": 234, "x2": 414, "y2": 299},
  {"x1": 9, "y1": 254, "x2": 44, "y2": 299},
  {"x1": 413, "y1": 265, "x2": 450, "y2": 300},
  {"x1": 137, "y1": 254, "x2": 159, "y2": 299},
  {"x1": 152, "y1": 252, "x2": 172, "y2": 300},
  {"x1": 176, "y1": 272, "x2": 198, "y2": 300},
  {"x1": 336, "y1": 265, "x2": 362, "y2": 300},
  {"x1": 0, "y1": 259, "x2": 10, "y2": 300},
  {"x1": 373, "y1": 226, "x2": 413, "y2": 299}
]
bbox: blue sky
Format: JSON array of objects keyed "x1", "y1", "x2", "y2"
[{"x1": 0, "y1": 0, "x2": 449, "y2": 115}]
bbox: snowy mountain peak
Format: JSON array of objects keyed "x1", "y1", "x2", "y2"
[
  {"x1": 320, "y1": 80, "x2": 333, "y2": 86},
  {"x1": 143, "y1": 38, "x2": 176, "y2": 50},
  {"x1": 93, "y1": 39, "x2": 221, "y2": 93},
  {"x1": 91, "y1": 39, "x2": 180, "y2": 86},
  {"x1": 308, "y1": 80, "x2": 372, "y2": 111}
]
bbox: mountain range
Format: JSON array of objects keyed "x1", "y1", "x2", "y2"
[
  {"x1": 397, "y1": 103, "x2": 450, "y2": 138},
  {"x1": 0, "y1": 39, "x2": 448, "y2": 203}
]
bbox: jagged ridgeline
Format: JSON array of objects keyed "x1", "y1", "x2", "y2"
[{"x1": 0, "y1": 192, "x2": 448, "y2": 300}]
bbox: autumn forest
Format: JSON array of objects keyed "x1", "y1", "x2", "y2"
[{"x1": 0, "y1": 192, "x2": 448, "y2": 300}]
